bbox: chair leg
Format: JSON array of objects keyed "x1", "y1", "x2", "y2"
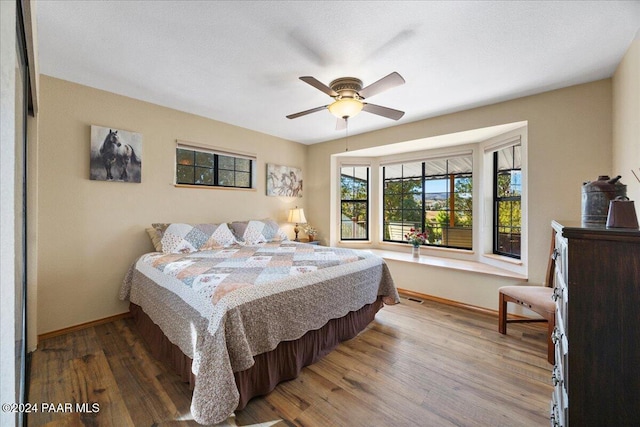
[{"x1": 498, "y1": 292, "x2": 507, "y2": 334}]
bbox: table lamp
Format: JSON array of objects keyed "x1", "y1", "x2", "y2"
[{"x1": 288, "y1": 207, "x2": 307, "y2": 241}]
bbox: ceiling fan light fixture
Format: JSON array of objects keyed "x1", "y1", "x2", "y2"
[{"x1": 328, "y1": 97, "x2": 363, "y2": 119}]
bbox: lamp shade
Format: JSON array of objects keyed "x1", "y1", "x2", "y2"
[
  {"x1": 288, "y1": 208, "x2": 307, "y2": 224},
  {"x1": 328, "y1": 98, "x2": 363, "y2": 119}
]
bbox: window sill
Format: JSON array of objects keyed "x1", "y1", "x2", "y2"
[
  {"x1": 365, "y1": 248, "x2": 527, "y2": 280},
  {"x1": 380, "y1": 241, "x2": 474, "y2": 255},
  {"x1": 174, "y1": 184, "x2": 256, "y2": 191},
  {"x1": 482, "y1": 253, "x2": 523, "y2": 266}
]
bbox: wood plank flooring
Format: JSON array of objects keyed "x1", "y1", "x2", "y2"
[{"x1": 28, "y1": 297, "x2": 552, "y2": 426}]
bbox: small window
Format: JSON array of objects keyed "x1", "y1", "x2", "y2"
[
  {"x1": 340, "y1": 166, "x2": 369, "y2": 240},
  {"x1": 176, "y1": 144, "x2": 254, "y2": 189},
  {"x1": 493, "y1": 145, "x2": 522, "y2": 258}
]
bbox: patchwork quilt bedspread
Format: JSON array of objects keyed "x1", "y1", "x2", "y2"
[{"x1": 120, "y1": 241, "x2": 398, "y2": 424}]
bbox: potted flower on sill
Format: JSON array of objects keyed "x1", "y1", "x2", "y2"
[
  {"x1": 405, "y1": 228, "x2": 428, "y2": 258},
  {"x1": 303, "y1": 224, "x2": 318, "y2": 242}
]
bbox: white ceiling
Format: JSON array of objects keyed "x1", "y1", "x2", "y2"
[{"x1": 36, "y1": 1, "x2": 640, "y2": 145}]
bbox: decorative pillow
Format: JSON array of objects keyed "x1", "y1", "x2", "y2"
[
  {"x1": 229, "y1": 221, "x2": 249, "y2": 241},
  {"x1": 146, "y1": 227, "x2": 163, "y2": 252},
  {"x1": 233, "y1": 219, "x2": 288, "y2": 245},
  {"x1": 160, "y1": 223, "x2": 237, "y2": 254},
  {"x1": 260, "y1": 218, "x2": 289, "y2": 242},
  {"x1": 151, "y1": 223, "x2": 171, "y2": 240}
]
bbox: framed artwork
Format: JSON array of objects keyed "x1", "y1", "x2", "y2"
[
  {"x1": 90, "y1": 125, "x2": 142, "y2": 183},
  {"x1": 266, "y1": 163, "x2": 303, "y2": 197}
]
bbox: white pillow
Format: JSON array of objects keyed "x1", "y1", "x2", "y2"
[
  {"x1": 160, "y1": 223, "x2": 237, "y2": 254},
  {"x1": 229, "y1": 219, "x2": 288, "y2": 245}
]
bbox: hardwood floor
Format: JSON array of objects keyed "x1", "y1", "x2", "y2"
[{"x1": 28, "y1": 297, "x2": 552, "y2": 426}]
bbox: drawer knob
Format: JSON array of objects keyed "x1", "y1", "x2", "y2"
[
  {"x1": 551, "y1": 367, "x2": 563, "y2": 386},
  {"x1": 551, "y1": 327, "x2": 564, "y2": 344}
]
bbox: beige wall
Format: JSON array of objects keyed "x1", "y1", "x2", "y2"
[
  {"x1": 35, "y1": 74, "x2": 621, "y2": 330},
  {"x1": 36, "y1": 76, "x2": 306, "y2": 335},
  {"x1": 613, "y1": 36, "x2": 640, "y2": 203},
  {"x1": 307, "y1": 80, "x2": 613, "y2": 308}
]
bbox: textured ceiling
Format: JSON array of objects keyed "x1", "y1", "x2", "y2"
[{"x1": 36, "y1": 1, "x2": 640, "y2": 145}]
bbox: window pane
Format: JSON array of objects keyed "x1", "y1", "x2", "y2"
[
  {"x1": 402, "y1": 209, "x2": 421, "y2": 224},
  {"x1": 177, "y1": 149, "x2": 194, "y2": 166},
  {"x1": 383, "y1": 164, "x2": 403, "y2": 179},
  {"x1": 344, "y1": 201, "x2": 366, "y2": 220},
  {"x1": 235, "y1": 171, "x2": 250, "y2": 187},
  {"x1": 454, "y1": 176, "x2": 473, "y2": 226},
  {"x1": 513, "y1": 145, "x2": 522, "y2": 169},
  {"x1": 383, "y1": 209, "x2": 402, "y2": 223},
  {"x1": 402, "y1": 162, "x2": 423, "y2": 178},
  {"x1": 447, "y1": 156, "x2": 473, "y2": 174},
  {"x1": 497, "y1": 200, "x2": 522, "y2": 228},
  {"x1": 341, "y1": 220, "x2": 367, "y2": 239},
  {"x1": 404, "y1": 178, "x2": 422, "y2": 193},
  {"x1": 341, "y1": 167, "x2": 368, "y2": 201},
  {"x1": 236, "y1": 158, "x2": 251, "y2": 172},
  {"x1": 402, "y1": 194, "x2": 422, "y2": 209},
  {"x1": 218, "y1": 169, "x2": 234, "y2": 186},
  {"x1": 195, "y1": 151, "x2": 214, "y2": 168},
  {"x1": 425, "y1": 178, "x2": 447, "y2": 194},
  {"x1": 425, "y1": 159, "x2": 447, "y2": 176},
  {"x1": 176, "y1": 165, "x2": 194, "y2": 184},
  {"x1": 384, "y1": 180, "x2": 403, "y2": 194},
  {"x1": 496, "y1": 229, "x2": 521, "y2": 256},
  {"x1": 195, "y1": 167, "x2": 213, "y2": 185},
  {"x1": 427, "y1": 222, "x2": 443, "y2": 245},
  {"x1": 218, "y1": 155, "x2": 235, "y2": 170}
]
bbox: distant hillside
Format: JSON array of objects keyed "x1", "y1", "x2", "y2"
[{"x1": 425, "y1": 192, "x2": 448, "y2": 200}]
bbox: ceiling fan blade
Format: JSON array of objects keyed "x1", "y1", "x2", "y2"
[
  {"x1": 336, "y1": 117, "x2": 347, "y2": 131},
  {"x1": 286, "y1": 105, "x2": 328, "y2": 119},
  {"x1": 362, "y1": 103, "x2": 405, "y2": 120},
  {"x1": 299, "y1": 76, "x2": 338, "y2": 97},
  {"x1": 358, "y1": 72, "x2": 405, "y2": 99}
]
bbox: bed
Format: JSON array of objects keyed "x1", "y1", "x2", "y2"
[{"x1": 119, "y1": 221, "x2": 399, "y2": 425}]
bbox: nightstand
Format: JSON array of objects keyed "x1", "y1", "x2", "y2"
[{"x1": 298, "y1": 238, "x2": 320, "y2": 245}]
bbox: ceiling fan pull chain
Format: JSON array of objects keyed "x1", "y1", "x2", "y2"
[{"x1": 345, "y1": 117, "x2": 349, "y2": 152}]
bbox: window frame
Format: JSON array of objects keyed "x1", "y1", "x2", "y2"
[
  {"x1": 340, "y1": 165, "x2": 370, "y2": 241},
  {"x1": 382, "y1": 155, "x2": 473, "y2": 250},
  {"x1": 175, "y1": 142, "x2": 255, "y2": 190},
  {"x1": 492, "y1": 145, "x2": 522, "y2": 259}
]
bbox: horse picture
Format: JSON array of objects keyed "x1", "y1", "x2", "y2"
[
  {"x1": 266, "y1": 163, "x2": 303, "y2": 197},
  {"x1": 90, "y1": 126, "x2": 142, "y2": 183}
]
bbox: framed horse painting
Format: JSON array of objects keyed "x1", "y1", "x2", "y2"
[
  {"x1": 90, "y1": 125, "x2": 142, "y2": 183},
  {"x1": 266, "y1": 163, "x2": 303, "y2": 197}
]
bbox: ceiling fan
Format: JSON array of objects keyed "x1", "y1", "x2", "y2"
[{"x1": 286, "y1": 72, "x2": 406, "y2": 130}]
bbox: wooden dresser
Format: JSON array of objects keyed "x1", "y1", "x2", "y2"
[{"x1": 550, "y1": 220, "x2": 640, "y2": 426}]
